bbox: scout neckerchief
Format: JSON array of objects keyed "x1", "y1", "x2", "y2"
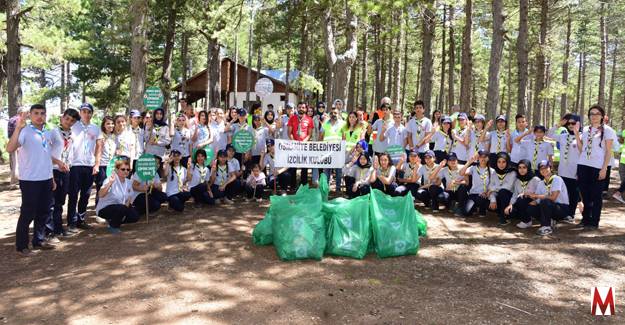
[
  {"x1": 132, "y1": 127, "x2": 141, "y2": 158},
  {"x1": 196, "y1": 163, "x2": 208, "y2": 182},
  {"x1": 406, "y1": 162, "x2": 418, "y2": 179},
  {"x1": 104, "y1": 133, "x2": 116, "y2": 158},
  {"x1": 453, "y1": 126, "x2": 466, "y2": 151},
  {"x1": 60, "y1": 127, "x2": 72, "y2": 163},
  {"x1": 544, "y1": 175, "x2": 555, "y2": 194},
  {"x1": 358, "y1": 168, "x2": 368, "y2": 182},
  {"x1": 176, "y1": 127, "x2": 188, "y2": 151},
  {"x1": 423, "y1": 164, "x2": 436, "y2": 185},
  {"x1": 585, "y1": 127, "x2": 598, "y2": 159},
  {"x1": 153, "y1": 125, "x2": 161, "y2": 143},
  {"x1": 532, "y1": 139, "x2": 543, "y2": 168},
  {"x1": 563, "y1": 133, "x2": 574, "y2": 162},
  {"x1": 447, "y1": 167, "x2": 460, "y2": 191},
  {"x1": 476, "y1": 166, "x2": 489, "y2": 193},
  {"x1": 174, "y1": 165, "x2": 184, "y2": 191},
  {"x1": 439, "y1": 130, "x2": 452, "y2": 152},
  {"x1": 217, "y1": 164, "x2": 228, "y2": 186},
  {"x1": 495, "y1": 130, "x2": 505, "y2": 153},
  {"x1": 474, "y1": 129, "x2": 484, "y2": 152},
  {"x1": 29, "y1": 124, "x2": 47, "y2": 149},
  {"x1": 414, "y1": 117, "x2": 423, "y2": 137},
  {"x1": 520, "y1": 179, "x2": 530, "y2": 192},
  {"x1": 497, "y1": 172, "x2": 507, "y2": 187},
  {"x1": 116, "y1": 131, "x2": 128, "y2": 156}
]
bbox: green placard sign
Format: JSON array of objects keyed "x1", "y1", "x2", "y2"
[
  {"x1": 143, "y1": 86, "x2": 164, "y2": 110},
  {"x1": 192, "y1": 146, "x2": 215, "y2": 167},
  {"x1": 386, "y1": 144, "x2": 405, "y2": 161},
  {"x1": 106, "y1": 156, "x2": 126, "y2": 177},
  {"x1": 135, "y1": 154, "x2": 157, "y2": 182},
  {"x1": 232, "y1": 130, "x2": 255, "y2": 153}
]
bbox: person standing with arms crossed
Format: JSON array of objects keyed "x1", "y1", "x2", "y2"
[{"x1": 287, "y1": 102, "x2": 313, "y2": 188}]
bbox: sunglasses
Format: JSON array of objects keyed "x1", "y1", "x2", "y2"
[
  {"x1": 567, "y1": 121, "x2": 576, "y2": 125},
  {"x1": 119, "y1": 168, "x2": 131, "y2": 172},
  {"x1": 589, "y1": 112, "x2": 602, "y2": 116}
]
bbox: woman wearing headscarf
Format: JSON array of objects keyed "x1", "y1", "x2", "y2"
[
  {"x1": 504, "y1": 159, "x2": 540, "y2": 228},
  {"x1": 488, "y1": 152, "x2": 517, "y2": 226},
  {"x1": 145, "y1": 108, "x2": 170, "y2": 158}
]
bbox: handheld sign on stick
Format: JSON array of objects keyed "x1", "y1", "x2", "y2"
[{"x1": 136, "y1": 154, "x2": 157, "y2": 223}]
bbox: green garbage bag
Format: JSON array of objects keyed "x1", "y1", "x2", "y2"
[
  {"x1": 369, "y1": 189, "x2": 422, "y2": 258},
  {"x1": 271, "y1": 190, "x2": 326, "y2": 261},
  {"x1": 319, "y1": 173, "x2": 329, "y2": 201},
  {"x1": 324, "y1": 195, "x2": 371, "y2": 259},
  {"x1": 252, "y1": 210, "x2": 274, "y2": 245}
]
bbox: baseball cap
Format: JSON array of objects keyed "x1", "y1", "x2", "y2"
[
  {"x1": 286, "y1": 102, "x2": 294, "y2": 109},
  {"x1": 217, "y1": 149, "x2": 228, "y2": 157},
  {"x1": 266, "y1": 138, "x2": 275, "y2": 146},
  {"x1": 442, "y1": 117, "x2": 452, "y2": 124},
  {"x1": 129, "y1": 109, "x2": 141, "y2": 118},
  {"x1": 79, "y1": 103, "x2": 94, "y2": 112},
  {"x1": 478, "y1": 149, "x2": 489, "y2": 157},
  {"x1": 226, "y1": 144, "x2": 235, "y2": 151},
  {"x1": 424, "y1": 150, "x2": 435, "y2": 158},
  {"x1": 538, "y1": 160, "x2": 551, "y2": 169},
  {"x1": 534, "y1": 125, "x2": 547, "y2": 132},
  {"x1": 496, "y1": 114, "x2": 507, "y2": 122},
  {"x1": 458, "y1": 112, "x2": 468, "y2": 120},
  {"x1": 409, "y1": 149, "x2": 419, "y2": 156},
  {"x1": 447, "y1": 152, "x2": 458, "y2": 161},
  {"x1": 170, "y1": 149, "x2": 182, "y2": 155},
  {"x1": 474, "y1": 114, "x2": 486, "y2": 121},
  {"x1": 236, "y1": 108, "x2": 248, "y2": 116}
]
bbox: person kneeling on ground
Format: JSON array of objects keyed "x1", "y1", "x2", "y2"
[
  {"x1": 429, "y1": 153, "x2": 467, "y2": 216},
  {"x1": 504, "y1": 159, "x2": 539, "y2": 229},
  {"x1": 95, "y1": 159, "x2": 139, "y2": 234},
  {"x1": 459, "y1": 150, "x2": 495, "y2": 217},
  {"x1": 394, "y1": 150, "x2": 421, "y2": 198},
  {"x1": 488, "y1": 152, "x2": 517, "y2": 226},
  {"x1": 187, "y1": 149, "x2": 215, "y2": 205},
  {"x1": 344, "y1": 153, "x2": 375, "y2": 198},
  {"x1": 527, "y1": 160, "x2": 570, "y2": 236},
  {"x1": 414, "y1": 150, "x2": 439, "y2": 208},
  {"x1": 245, "y1": 164, "x2": 266, "y2": 202},
  {"x1": 371, "y1": 153, "x2": 398, "y2": 195},
  {"x1": 163, "y1": 149, "x2": 192, "y2": 212},
  {"x1": 210, "y1": 150, "x2": 238, "y2": 204},
  {"x1": 132, "y1": 156, "x2": 167, "y2": 215},
  {"x1": 261, "y1": 139, "x2": 290, "y2": 195}
]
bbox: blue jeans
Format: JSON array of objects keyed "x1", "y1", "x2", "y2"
[
  {"x1": 17, "y1": 179, "x2": 53, "y2": 250},
  {"x1": 324, "y1": 168, "x2": 343, "y2": 191},
  {"x1": 67, "y1": 166, "x2": 95, "y2": 226}
]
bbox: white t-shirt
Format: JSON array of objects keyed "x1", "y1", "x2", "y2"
[
  {"x1": 210, "y1": 121, "x2": 227, "y2": 152},
  {"x1": 521, "y1": 139, "x2": 554, "y2": 168},
  {"x1": 116, "y1": 129, "x2": 135, "y2": 158},
  {"x1": 246, "y1": 172, "x2": 267, "y2": 186},
  {"x1": 130, "y1": 173, "x2": 161, "y2": 202},
  {"x1": 70, "y1": 121, "x2": 100, "y2": 167},
  {"x1": 128, "y1": 127, "x2": 145, "y2": 160},
  {"x1": 417, "y1": 164, "x2": 439, "y2": 186},
  {"x1": 440, "y1": 166, "x2": 464, "y2": 191},
  {"x1": 467, "y1": 165, "x2": 495, "y2": 195},
  {"x1": 227, "y1": 158, "x2": 241, "y2": 175},
  {"x1": 557, "y1": 133, "x2": 580, "y2": 179},
  {"x1": 351, "y1": 166, "x2": 374, "y2": 185},
  {"x1": 401, "y1": 162, "x2": 420, "y2": 183},
  {"x1": 510, "y1": 176, "x2": 539, "y2": 205},
  {"x1": 279, "y1": 115, "x2": 291, "y2": 140},
  {"x1": 432, "y1": 131, "x2": 453, "y2": 152},
  {"x1": 534, "y1": 175, "x2": 569, "y2": 205},
  {"x1": 371, "y1": 119, "x2": 391, "y2": 153},
  {"x1": 47, "y1": 127, "x2": 73, "y2": 171},
  {"x1": 406, "y1": 116, "x2": 433, "y2": 153},
  {"x1": 214, "y1": 164, "x2": 230, "y2": 186},
  {"x1": 488, "y1": 130, "x2": 510, "y2": 154},
  {"x1": 578, "y1": 125, "x2": 616, "y2": 169},
  {"x1": 384, "y1": 123, "x2": 407, "y2": 148},
  {"x1": 145, "y1": 125, "x2": 170, "y2": 158},
  {"x1": 194, "y1": 124, "x2": 211, "y2": 148},
  {"x1": 451, "y1": 128, "x2": 470, "y2": 161},
  {"x1": 252, "y1": 127, "x2": 270, "y2": 156},
  {"x1": 18, "y1": 125, "x2": 53, "y2": 181},
  {"x1": 376, "y1": 166, "x2": 396, "y2": 183},
  {"x1": 604, "y1": 125, "x2": 619, "y2": 168},
  {"x1": 171, "y1": 128, "x2": 192, "y2": 157},
  {"x1": 469, "y1": 129, "x2": 489, "y2": 158},
  {"x1": 98, "y1": 133, "x2": 117, "y2": 166},
  {"x1": 165, "y1": 165, "x2": 187, "y2": 197},
  {"x1": 188, "y1": 164, "x2": 211, "y2": 188},
  {"x1": 95, "y1": 176, "x2": 133, "y2": 214},
  {"x1": 263, "y1": 154, "x2": 276, "y2": 179},
  {"x1": 510, "y1": 130, "x2": 532, "y2": 163}
]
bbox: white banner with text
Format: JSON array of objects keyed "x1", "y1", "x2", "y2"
[{"x1": 275, "y1": 140, "x2": 346, "y2": 168}]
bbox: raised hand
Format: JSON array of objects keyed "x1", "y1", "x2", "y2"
[
  {"x1": 486, "y1": 120, "x2": 494, "y2": 129},
  {"x1": 17, "y1": 111, "x2": 28, "y2": 129},
  {"x1": 440, "y1": 159, "x2": 447, "y2": 168}
]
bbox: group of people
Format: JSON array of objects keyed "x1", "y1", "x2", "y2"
[{"x1": 7, "y1": 95, "x2": 624, "y2": 256}]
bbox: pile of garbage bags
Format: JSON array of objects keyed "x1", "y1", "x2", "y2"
[{"x1": 252, "y1": 175, "x2": 428, "y2": 261}]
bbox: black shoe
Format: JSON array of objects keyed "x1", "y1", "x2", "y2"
[
  {"x1": 32, "y1": 242, "x2": 56, "y2": 250},
  {"x1": 76, "y1": 223, "x2": 93, "y2": 230},
  {"x1": 582, "y1": 225, "x2": 598, "y2": 231},
  {"x1": 17, "y1": 248, "x2": 33, "y2": 257},
  {"x1": 572, "y1": 223, "x2": 586, "y2": 229},
  {"x1": 498, "y1": 220, "x2": 510, "y2": 226}
]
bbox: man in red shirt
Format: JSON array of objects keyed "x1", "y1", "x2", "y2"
[{"x1": 287, "y1": 102, "x2": 313, "y2": 188}]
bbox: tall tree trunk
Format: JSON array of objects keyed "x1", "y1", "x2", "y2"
[
  {"x1": 285, "y1": 45, "x2": 291, "y2": 108},
  {"x1": 532, "y1": 0, "x2": 548, "y2": 126},
  {"x1": 6, "y1": 0, "x2": 22, "y2": 117},
  {"x1": 205, "y1": 38, "x2": 221, "y2": 109},
  {"x1": 506, "y1": 47, "x2": 512, "y2": 120},
  {"x1": 607, "y1": 41, "x2": 618, "y2": 119},
  {"x1": 297, "y1": 2, "x2": 309, "y2": 100},
  {"x1": 129, "y1": 0, "x2": 148, "y2": 112},
  {"x1": 65, "y1": 62, "x2": 71, "y2": 109},
  {"x1": 392, "y1": 13, "x2": 403, "y2": 107},
  {"x1": 516, "y1": 0, "x2": 529, "y2": 116},
  {"x1": 415, "y1": 58, "x2": 421, "y2": 100},
  {"x1": 0, "y1": 53, "x2": 6, "y2": 109},
  {"x1": 323, "y1": 1, "x2": 358, "y2": 107},
  {"x1": 245, "y1": 10, "x2": 254, "y2": 109},
  {"x1": 60, "y1": 62, "x2": 66, "y2": 112},
  {"x1": 485, "y1": 0, "x2": 505, "y2": 119},
  {"x1": 400, "y1": 16, "x2": 409, "y2": 112},
  {"x1": 160, "y1": 0, "x2": 178, "y2": 112},
  {"x1": 438, "y1": 5, "x2": 447, "y2": 113},
  {"x1": 373, "y1": 16, "x2": 382, "y2": 105},
  {"x1": 181, "y1": 33, "x2": 189, "y2": 97},
  {"x1": 233, "y1": 33, "x2": 238, "y2": 107},
  {"x1": 575, "y1": 51, "x2": 583, "y2": 115},
  {"x1": 38, "y1": 69, "x2": 46, "y2": 107},
  {"x1": 447, "y1": 5, "x2": 455, "y2": 112},
  {"x1": 560, "y1": 6, "x2": 571, "y2": 117},
  {"x1": 387, "y1": 31, "x2": 394, "y2": 98},
  {"x1": 360, "y1": 29, "x2": 369, "y2": 109},
  {"x1": 379, "y1": 33, "x2": 387, "y2": 101},
  {"x1": 580, "y1": 52, "x2": 586, "y2": 115},
  {"x1": 598, "y1": 2, "x2": 607, "y2": 107},
  {"x1": 256, "y1": 46, "x2": 262, "y2": 102},
  {"x1": 459, "y1": 0, "x2": 473, "y2": 113},
  {"x1": 419, "y1": 0, "x2": 436, "y2": 113}
]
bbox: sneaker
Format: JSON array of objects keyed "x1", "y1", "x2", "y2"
[
  {"x1": 453, "y1": 208, "x2": 463, "y2": 217},
  {"x1": 61, "y1": 230, "x2": 77, "y2": 238},
  {"x1": 478, "y1": 213, "x2": 487, "y2": 218},
  {"x1": 223, "y1": 198, "x2": 234, "y2": 204},
  {"x1": 516, "y1": 221, "x2": 533, "y2": 229},
  {"x1": 46, "y1": 236, "x2": 61, "y2": 244},
  {"x1": 17, "y1": 248, "x2": 33, "y2": 257},
  {"x1": 612, "y1": 192, "x2": 625, "y2": 204},
  {"x1": 498, "y1": 220, "x2": 510, "y2": 226},
  {"x1": 66, "y1": 226, "x2": 80, "y2": 234},
  {"x1": 573, "y1": 222, "x2": 586, "y2": 229},
  {"x1": 32, "y1": 241, "x2": 56, "y2": 250},
  {"x1": 536, "y1": 226, "x2": 553, "y2": 236},
  {"x1": 582, "y1": 225, "x2": 598, "y2": 231},
  {"x1": 107, "y1": 225, "x2": 121, "y2": 234},
  {"x1": 256, "y1": 198, "x2": 263, "y2": 202},
  {"x1": 551, "y1": 219, "x2": 557, "y2": 230},
  {"x1": 562, "y1": 216, "x2": 575, "y2": 224},
  {"x1": 76, "y1": 223, "x2": 93, "y2": 230},
  {"x1": 94, "y1": 216, "x2": 107, "y2": 224}
]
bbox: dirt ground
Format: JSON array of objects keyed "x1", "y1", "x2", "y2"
[{"x1": 0, "y1": 164, "x2": 624, "y2": 325}]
